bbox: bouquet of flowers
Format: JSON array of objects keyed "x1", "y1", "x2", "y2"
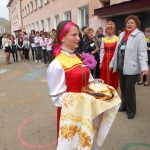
[{"x1": 81, "y1": 52, "x2": 97, "y2": 69}]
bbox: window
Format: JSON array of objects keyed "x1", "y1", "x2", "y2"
[
  {"x1": 25, "y1": 26, "x2": 28, "y2": 33},
  {"x1": 22, "y1": 9, "x2": 24, "y2": 17},
  {"x1": 25, "y1": 7, "x2": 27, "y2": 16},
  {"x1": 34, "y1": 0, "x2": 38, "y2": 10},
  {"x1": 38, "y1": 0, "x2": 43, "y2": 8},
  {"x1": 36, "y1": 21, "x2": 39, "y2": 31},
  {"x1": 44, "y1": 0, "x2": 50, "y2": 4},
  {"x1": 30, "y1": 1, "x2": 33, "y2": 12},
  {"x1": 55, "y1": 15, "x2": 59, "y2": 28},
  {"x1": 64, "y1": 11, "x2": 71, "y2": 21},
  {"x1": 32, "y1": 23, "x2": 35, "y2": 30},
  {"x1": 79, "y1": 6, "x2": 89, "y2": 27},
  {"x1": 28, "y1": 24, "x2": 31, "y2": 32},
  {"x1": 27, "y1": 4, "x2": 30, "y2": 14},
  {"x1": 41, "y1": 20, "x2": 44, "y2": 31},
  {"x1": 47, "y1": 18, "x2": 51, "y2": 31}
]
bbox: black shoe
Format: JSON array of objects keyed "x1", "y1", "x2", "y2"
[{"x1": 127, "y1": 115, "x2": 135, "y2": 119}]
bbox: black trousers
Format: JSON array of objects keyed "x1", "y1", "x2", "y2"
[
  {"x1": 118, "y1": 70, "x2": 138, "y2": 116},
  {"x1": 24, "y1": 48, "x2": 30, "y2": 60},
  {"x1": 31, "y1": 46, "x2": 35, "y2": 60},
  {"x1": 47, "y1": 50, "x2": 53, "y2": 63},
  {"x1": 11, "y1": 45, "x2": 18, "y2": 62},
  {"x1": 42, "y1": 49, "x2": 47, "y2": 64}
]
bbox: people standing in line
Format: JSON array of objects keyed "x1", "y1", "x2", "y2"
[
  {"x1": 138, "y1": 27, "x2": 150, "y2": 86},
  {"x1": 34, "y1": 31, "x2": 42, "y2": 63},
  {"x1": 110, "y1": 15, "x2": 148, "y2": 119},
  {"x1": 47, "y1": 33, "x2": 53, "y2": 63},
  {"x1": 100, "y1": 21, "x2": 118, "y2": 89},
  {"x1": 82, "y1": 27, "x2": 100, "y2": 78},
  {"x1": 29, "y1": 30, "x2": 36, "y2": 61},
  {"x1": 2, "y1": 33, "x2": 12, "y2": 64},
  {"x1": 16, "y1": 33, "x2": 25, "y2": 62},
  {"x1": 40, "y1": 33, "x2": 47, "y2": 64},
  {"x1": 47, "y1": 21, "x2": 94, "y2": 140},
  {"x1": 23, "y1": 32, "x2": 30, "y2": 61},
  {"x1": 10, "y1": 35, "x2": 18, "y2": 62}
]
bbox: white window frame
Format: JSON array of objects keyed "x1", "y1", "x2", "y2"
[
  {"x1": 47, "y1": 18, "x2": 51, "y2": 31},
  {"x1": 36, "y1": 21, "x2": 39, "y2": 31},
  {"x1": 30, "y1": 1, "x2": 33, "y2": 13},
  {"x1": 64, "y1": 11, "x2": 71, "y2": 21},
  {"x1": 25, "y1": 7, "x2": 27, "y2": 16},
  {"x1": 78, "y1": 5, "x2": 89, "y2": 28},
  {"x1": 34, "y1": 0, "x2": 38, "y2": 10},
  {"x1": 41, "y1": 20, "x2": 44, "y2": 31},
  {"x1": 27, "y1": 4, "x2": 30, "y2": 14},
  {"x1": 55, "y1": 15, "x2": 59, "y2": 28},
  {"x1": 38, "y1": 0, "x2": 43, "y2": 8},
  {"x1": 44, "y1": 0, "x2": 50, "y2": 4}
]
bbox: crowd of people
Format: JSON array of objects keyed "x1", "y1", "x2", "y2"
[
  {"x1": 0, "y1": 15, "x2": 150, "y2": 120},
  {"x1": 0, "y1": 29, "x2": 57, "y2": 65},
  {"x1": 46, "y1": 15, "x2": 150, "y2": 148}
]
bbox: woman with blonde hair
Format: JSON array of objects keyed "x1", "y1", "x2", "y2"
[
  {"x1": 82, "y1": 27, "x2": 100, "y2": 78},
  {"x1": 2, "y1": 33, "x2": 12, "y2": 64}
]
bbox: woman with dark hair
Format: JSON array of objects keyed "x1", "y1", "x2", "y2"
[
  {"x1": 47, "y1": 21, "x2": 94, "y2": 140},
  {"x1": 16, "y1": 33, "x2": 25, "y2": 62},
  {"x1": 23, "y1": 32, "x2": 30, "y2": 60},
  {"x1": 110, "y1": 15, "x2": 148, "y2": 119},
  {"x1": 10, "y1": 35, "x2": 18, "y2": 62},
  {"x1": 82, "y1": 27, "x2": 100, "y2": 78},
  {"x1": 29, "y1": 30, "x2": 36, "y2": 60}
]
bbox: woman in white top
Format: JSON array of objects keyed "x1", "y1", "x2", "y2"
[
  {"x1": 40, "y1": 33, "x2": 47, "y2": 64},
  {"x1": 2, "y1": 33, "x2": 11, "y2": 64},
  {"x1": 47, "y1": 21, "x2": 94, "y2": 140},
  {"x1": 46, "y1": 33, "x2": 53, "y2": 63}
]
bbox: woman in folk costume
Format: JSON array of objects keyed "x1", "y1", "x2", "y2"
[
  {"x1": 100, "y1": 21, "x2": 118, "y2": 89},
  {"x1": 47, "y1": 21, "x2": 94, "y2": 140}
]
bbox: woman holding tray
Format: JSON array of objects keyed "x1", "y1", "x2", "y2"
[{"x1": 47, "y1": 21, "x2": 94, "y2": 140}]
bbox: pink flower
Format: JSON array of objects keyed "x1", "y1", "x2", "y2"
[{"x1": 81, "y1": 52, "x2": 97, "y2": 69}]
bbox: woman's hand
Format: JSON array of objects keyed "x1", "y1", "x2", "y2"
[{"x1": 91, "y1": 50, "x2": 95, "y2": 55}]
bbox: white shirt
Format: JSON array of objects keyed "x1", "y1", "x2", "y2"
[
  {"x1": 34, "y1": 36, "x2": 41, "y2": 47},
  {"x1": 40, "y1": 38, "x2": 47, "y2": 50},
  {"x1": 47, "y1": 38, "x2": 53, "y2": 51}
]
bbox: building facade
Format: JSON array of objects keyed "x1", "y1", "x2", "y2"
[
  {"x1": 20, "y1": 0, "x2": 104, "y2": 33},
  {"x1": 0, "y1": 18, "x2": 11, "y2": 35},
  {"x1": 7, "y1": 0, "x2": 22, "y2": 34},
  {"x1": 7, "y1": 0, "x2": 150, "y2": 34},
  {"x1": 95, "y1": 0, "x2": 150, "y2": 32}
]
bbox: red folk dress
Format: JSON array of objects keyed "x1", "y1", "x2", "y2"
[
  {"x1": 100, "y1": 35, "x2": 118, "y2": 89},
  {"x1": 47, "y1": 50, "x2": 93, "y2": 139}
]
